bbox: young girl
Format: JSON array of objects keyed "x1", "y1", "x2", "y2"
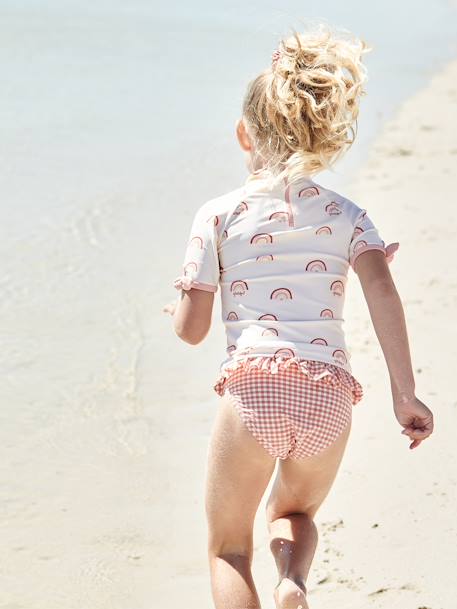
[{"x1": 163, "y1": 24, "x2": 434, "y2": 609}]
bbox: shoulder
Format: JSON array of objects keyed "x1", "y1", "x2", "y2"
[
  {"x1": 193, "y1": 186, "x2": 245, "y2": 236},
  {"x1": 195, "y1": 186, "x2": 245, "y2": 217},
  {"x1": 339, "y1": 196, "x2": 365, "y2": 225},
  {"x1": 312, "y1": 181, "x2": 365, "y2": 225}
]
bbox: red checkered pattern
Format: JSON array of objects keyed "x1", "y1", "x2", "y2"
[{"x1": 218, "y1": 362, "x2": 357, "y2": 460}]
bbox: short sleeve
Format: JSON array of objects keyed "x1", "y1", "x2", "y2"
[
  {"x1": 349, "y1": 209, "x2": 400, "y2": 272},
  {"x1": 173, "y1": 206, "x2": 220, "y2": 292}
]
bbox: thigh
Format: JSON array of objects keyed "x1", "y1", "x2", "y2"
[
  {"x1": 266, "y1": 409, "x2": 351, "y2": 522},
  {"x1": 205, "y1": 392, "x2": 276, "y2": 552}
]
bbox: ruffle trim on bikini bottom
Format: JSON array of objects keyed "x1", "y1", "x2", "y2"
[{"x1": 213, "y1": 355, "x2": 364, "y2": 406}]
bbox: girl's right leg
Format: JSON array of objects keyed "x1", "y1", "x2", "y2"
[{"x1": 265, "y1": 418, "x2": 352, "y2": 609}]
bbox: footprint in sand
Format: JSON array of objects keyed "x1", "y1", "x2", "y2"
[{"x1": 390, "y1": 147, "x2": 413, "y2": 156}]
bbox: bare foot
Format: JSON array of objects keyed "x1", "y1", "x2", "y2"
[{"x1": 273, "y1": 577, "x2": 309, "y2": 609}]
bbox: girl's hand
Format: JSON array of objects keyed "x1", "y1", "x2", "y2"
[
  {"x1": 393, "y1": 395, "x2": 434, "y2": 450},
  {"x1": 162, "y1": 299, "x2": 177, "y2": 316}
]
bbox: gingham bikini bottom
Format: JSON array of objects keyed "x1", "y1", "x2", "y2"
[{"x1": 213, "y1": 356, "x2": 364, "y2": 460}]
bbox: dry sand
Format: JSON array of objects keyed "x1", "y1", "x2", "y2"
[{"x1": 2, "y1": 59, "x2": 457, "y2": 609}]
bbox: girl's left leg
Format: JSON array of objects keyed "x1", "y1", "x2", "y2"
[{"x1": 205, "y1": 393, "x2": 277, "y2": 609}]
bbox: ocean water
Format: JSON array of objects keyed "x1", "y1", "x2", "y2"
[{"x1": 2, "y1": 0, "x2": 457, "y2": 234}]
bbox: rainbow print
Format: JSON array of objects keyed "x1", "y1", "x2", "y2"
[
  {"x1": 320, "y1": 309, "x2": 334, "y2": 318},
  {"x1": 316, "y1": 226, "x2": 332, "y2": 235},
  {"x1": 330, "y1": 280, "x2": 344, "y2": 296},
  {"x1": 256, "y1": 254, "x2": 274, "y2": 262},
  {"x1": 251, "y1": 233, "x2": 273, "y2": 245},
  {"x1": 325, "y1": 202, "x2": 342, "y2": 215},
  {"x1": 274, "y1": 347, "x2": 295, "y2": 358},
  {"x1": 227, "y1": 311, "x2": 239, "y2": 321},
  {"x1": 332, "y1": 349, "x2": 347, "y2": 364},
  {"x1": 354, "y1": 240, "x2": 368, "y2": 253},
  {"x1": 270, "y1": 288, "x2": 293, "y2": 300},
  {"x1": 306, "y1": 260, "x2": 327, "y2": 272},
  {"x1": 234, "y1": 201, "x2": 248, "y2": 215},
  {"x1": 189, "y1": 236, "x2": 204, "y2": 249},
  {"x1": 258, "y1": 314, "x2": 278, "y2": 321},
  {"x1": 269, "y1": 211, "x2": 289, "y2": 223},
  {"x1": 262, "y1": 328, "x2": 279, "y2": 336},
  {"x1": 311, "y1": 338, "x2": 328, "y2": 346},
  {"x1": 230, "y1": 280, "x2": 248, "y2": 296},
  {"x1": 298, "y1": 186, "x2": 320, "y2": 198},
  {"x1": 352, "y1": 226, "x2": 364, "y2": 238},
  {"x1": 184, "y1": 262, "x2": 198, "y2": 274}
]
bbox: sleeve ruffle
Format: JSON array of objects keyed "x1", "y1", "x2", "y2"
[
  {"x1": 174, "y1": 274, "x2": 194, "y2": 290},
  {"x1": 173, "y1": 273, "x2": 218, "y2": 293},
  {"x1": 351, "y1": 241, "x2": 400, "y2": 268},
  {"x1": 213, "y1": 355, "x2": 364, "y2": 406},
  {"x1": 385, "y1": 241, "x2": 400, "y2": 263}
]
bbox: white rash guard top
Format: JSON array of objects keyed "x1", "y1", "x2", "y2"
[{"x1": 173, "y1": 169, "x2": 399, "y2": 377}]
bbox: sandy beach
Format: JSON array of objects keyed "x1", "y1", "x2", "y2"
[{"x1": 1, "y1": 14, "x2": 456, "y2": 609}]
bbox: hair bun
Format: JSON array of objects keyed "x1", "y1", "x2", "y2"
[{"x1": 242, "y1": 23, "x2": 371, "y2": 180}]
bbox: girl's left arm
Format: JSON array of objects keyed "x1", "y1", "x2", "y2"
[{"x1": 163, "y1": 288, "x2": 214, "y2": 345}]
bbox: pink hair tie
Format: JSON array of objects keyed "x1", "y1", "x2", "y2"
[{"x1": 271, "y1": 48, "x2": 281, "y2": 69}]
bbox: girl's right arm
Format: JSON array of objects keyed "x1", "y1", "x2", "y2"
[{"x1": 354, "y1": 249, "x2": 434, "y2": 450}]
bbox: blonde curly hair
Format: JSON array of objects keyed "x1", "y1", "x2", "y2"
[{"x1": 242, "y1": 23, "x2": 371, "y2": 182}]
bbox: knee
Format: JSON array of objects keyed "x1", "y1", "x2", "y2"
[
  {"x1": 266, "y1": 502, "x2": 318, "y2": 525},
  {"x1": 208, "y1": 548, "x2": 254, "y2": 571},
  {"x1": 266, "y1": 508, "x2": 319, "y2": 539},
  {"x1": 208, "y1": 549, "x2": 253, "y2": 569},
  {"x1": 208, "y1": 533, "x2": 254, "y2": 561}
]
